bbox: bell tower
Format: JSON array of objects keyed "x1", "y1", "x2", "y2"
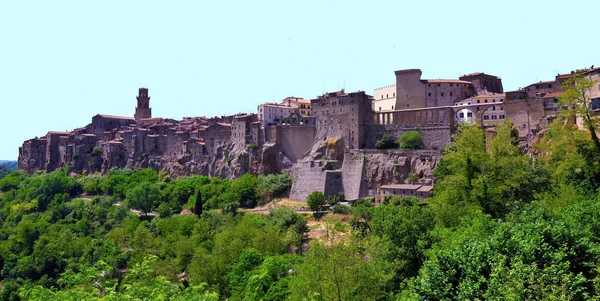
[{"x1": 135, "y1": 88, "x2": 152, "y2": 120}]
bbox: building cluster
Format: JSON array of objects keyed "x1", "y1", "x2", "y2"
[{"x1": 18, "y1": 66, "x2": 600, "y2": 201}]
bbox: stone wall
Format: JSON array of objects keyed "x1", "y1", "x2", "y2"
[
  {"x1": 275, "y1": 125, "x2": 315, "y2": 162},
  {"x1": 289, "y1": 161, "x2": 329, "y2": 202},
  {"x1": 505, "y1": 97, "x2": 546, "y2": 138},
  {"x1": 341, "y1": 152, "x2": 368, "y2": 200},
  {"x1": 366, "y1": 125, "x2": 452, "y2": 151}
]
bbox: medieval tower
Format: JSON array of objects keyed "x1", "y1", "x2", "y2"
[{"x1": 134, "y1": 88, "x2": 152, "y2": 120}]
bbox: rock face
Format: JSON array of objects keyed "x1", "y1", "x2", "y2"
[
  {"x1": 288, "y1": 149, "x2": 440, "y2": 202},
  {"x1": 361, "y1": 150, "x2": 440, "y2": 189}
]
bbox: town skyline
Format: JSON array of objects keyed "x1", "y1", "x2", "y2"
[{"x1": 2, "y1": 0, "x2": 600, "y2": 159}]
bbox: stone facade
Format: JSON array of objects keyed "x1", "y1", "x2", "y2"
[
  {"x1": 134, "y1": 88, "x2": 152, "y2": 120},
  {"x1": 311, "y1": 90, "x2": 372, "y2": 149}
]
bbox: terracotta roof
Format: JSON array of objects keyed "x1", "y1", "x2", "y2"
[
  {"x1": 216, "y1": 122, "x2": 231, "y2": 127},
  {"x1": 261, "y1": 103, "x2": 296, "y2": 109},
  {"x1": 425, "y1": 79, "x2": 473, "y2": 84},
  {"x1": 543, "y1": 92, "x2": 564, "y2": 99},
  {"x1": 417, "y1": 186, "x2": 433, "y2": 192},
  {"x1": 381, "y1": 184, "x2": 423, "y2": 190},
  {"x1": 234, "y1": 114, "x2": 253, "y2": 119},
  {"x1": 109, "y1": 140, "x2": 122, "y2": 144},
  {"x1": 97, "y1": 114, "x2": 135, "y2": 120},
  {"x1": 82, "y1": 134, "x2": 96, "y2": 137}
]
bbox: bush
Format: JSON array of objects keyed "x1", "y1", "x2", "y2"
[
  {"x1": 156, "y1": 202, "x2": 172, "y2": 218},
  {"x1": 256, "y1": 173, "x2": 292, "y2": 202},
  {"x1": 331, "y1": 204, "x2": 353, "y2": 214},
  {"x1": 375, "y1": 133, "x2": 398, "y2": 149},
  {"x1": 247, "y1": 143, "x2": 258, "y2": 149},
  {"x1": 306, "y1": 191, "x2": 325, "y2": 211},
  {"x1": 327, "y1": 192, "x2": 345, "y2": 206},
  {"x1": 92, "y1": 146, "x2": 102, "y2": 155},
  {"x1": 397, "y1": 131, "x2": 424, "y2": 149}
]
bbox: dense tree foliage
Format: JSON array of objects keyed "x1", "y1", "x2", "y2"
[
  {"x1": 5, "y1": 117, "x2": 600, "y2": 299},
  {"x1": 397, "y1": 131, "x2": 424, "y2": 149}
]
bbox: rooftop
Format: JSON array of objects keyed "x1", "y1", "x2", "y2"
[
  {"x1": 97, "y1": 114, "x2": 135, "y2": 121},
  {"x1": 381, "y1": 184, "x2": 423, "y2": 190}
]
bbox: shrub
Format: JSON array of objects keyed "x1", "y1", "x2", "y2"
[
  {"x1": 331, "y1": 204, "x2": 353, "y2": 214},
  {"x1": 256, "y1": 173, "x2": 292, "y2": 202},
  {"x1": 375, "y1": 133, "x2": 398, "y2": 149},
  {"x1": 92, "y1": 146, "x2": 102, "y2": 155},
  {"x1": 247, "y1": 143, "x2": 258, "y2": 150},
  {"x1": 157, "y1": 202, "x2": 172, "y2": 218},
  {"x1": 306, "y1": 191, "x2": 325, "y2": 211},
  {"x1": 397, "y1": 131, "x2": 424, "y2": 149},
  {"x1": 406, "y1": 173, "x2": 419, "y2": 184},
  {"x1": 327, "y1": 192, "x2": 345, "y2": 206}
]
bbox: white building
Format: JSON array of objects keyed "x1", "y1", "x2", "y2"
[{"x1": 257, "y1": 103, "x2": 298, "y2": 128}]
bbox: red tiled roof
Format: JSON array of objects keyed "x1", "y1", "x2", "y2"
[
  {"x1": 543, "y1": 92, "x2": 564, "y2": 99},
  {"x1": 381, "y1": 184, "x2": 423, "y2": 190}
]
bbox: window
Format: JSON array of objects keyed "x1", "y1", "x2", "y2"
[
  {"x1": 493, "y1": 106, "x2": 496, "y2": 110},
  {"x1": 548, "y1": 84, "x2": 552, "y2": 88},
  {"x1": 491, "y1": 115, "x2": 497, "y2": 120},
  {"x1": 477, "y1": 99, "x2": 480, "y2": 103},
  {"x1": 381, "y1": 95, "x2": 383, "y2": 99},
  {"x1": 450, "y1": 83, "x2": 453, "y2": 86},
  {"x1": 467, "y1": 112, "x2": 473, "y2": 117},
  {"x1": 441, "y1": 93, "x2": 444, "y2": 96},
  {"x1": 386, "y1": 94, "x2": 388, "y2": 98},
  {"x1": 459, "y1": 112, "x2": 464, "y2": 118},
  {"x1": 485, "y1": 99, "x2": 488, "y2": 103},
  {"x1": 393, "y1": 93, "x2": 395, "y2": 97},
  {"x1": 391, "y1": 106, "x2": 394, "y2": 110},
  {"x1": 437, "y1": 83, "x2": 441, "y2": 87},
  {"x1": 450, "y1": 92, "x2": 453, "y2": 97},
  {"x1": 379, "y1": 107, "x2": 382, "y2": 111},
  {"x1": 428, "y1": 92, "x2": 431, "y2": 97},
  {"x1": 428, "y1": 83, "x2": 431, "y2": 87},
  {"x1": 500, "y1": 115, "x2": 505, "y2": 119},
  {"x1": 484, "y1": 115, "x2": 489, "y2": 120}
]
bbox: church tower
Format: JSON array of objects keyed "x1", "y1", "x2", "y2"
[{"x1": 135, "y1": 88, "x2": 152, "y2": 120}]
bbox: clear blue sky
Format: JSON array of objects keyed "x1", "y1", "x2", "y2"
[{"x1": 1, "y1": 0, "x2": 598, "y2": 160}]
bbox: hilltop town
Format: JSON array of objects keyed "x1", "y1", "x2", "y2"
[{"x1": 18, "y1": 66, "x2": 600, "y2": 202}]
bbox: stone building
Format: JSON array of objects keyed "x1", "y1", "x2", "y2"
[
  {"x1": 379, "y1": 184, "x2": 433, "y2": 200},
  {"x1": 372, "y1": 84, "x2": 397, "y2": 111},
  {"x1": 257, "y1": 103, "x2": 298, "y2": 128},
  {"x1": 459, "y1": 72, "x2": 503, "y2": 94},
  {"x1": 134, "y1": 88, "x2": 152, "y2": 120},
  {"x1": 394, "y1": 69, "x2": 477, "y2": 109},
  {"x1": 311, "y1": 90, "x2": 373, "y2": 150}
]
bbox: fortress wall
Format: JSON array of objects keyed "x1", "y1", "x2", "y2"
[
  {"x1": 289, "y1": 161, "x2": 327, "y2": 202},
  {"x1": 324, "y1": 170, "x2": 344, "y2": 197},
  {"x1": 276, "y1": 126, "x2": 315, "y2": 162},
  {"x1": 341, "y1": 152, "x2": 368, "y2": 200},
  {"x1": 505, "y1": 98, "x2": 546, "y2": 138},
  {"x1": 366, "y1": 125, "x2": 452, "y2": 151}
]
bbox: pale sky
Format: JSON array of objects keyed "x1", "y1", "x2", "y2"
[{"x1": 1, "y1": 0, "x2": 598, "y2": 160}]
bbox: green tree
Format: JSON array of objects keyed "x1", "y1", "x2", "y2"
[
  {"x1": 306, "y1": 191, "x2": 325, "y2": 211},
  {"x1": 194, "y1": 188, "x2": 203, "y2": 217},
  {"x1": 375, "y1": 133, "x2": 398, "y2": 149},
  {"x1": 397, "y1": 130, "x2": 424, "y2": 149},
  {"x1": 126, "y1": 182, "x2": 160, "y2": 216},
  {"x1": 558, "y1": 72, "x2": 600, "y2": 151}
]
